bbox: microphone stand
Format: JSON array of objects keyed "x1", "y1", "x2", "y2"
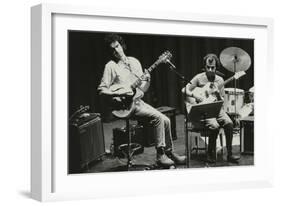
[{"x1": 166, "y1": 65, "x2": 191, "y2": 168}]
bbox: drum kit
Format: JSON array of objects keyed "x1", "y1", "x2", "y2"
[{"x1": 219, "y1": 47, "x2": 254, "y2": 118}]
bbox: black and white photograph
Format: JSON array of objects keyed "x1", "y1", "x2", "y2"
[
  {"x1": 67, "y1": 31, "x2": 254, "y2": 174},
  {"x1": 3, "y1": 0, "x2": 279, "y2": 204}
]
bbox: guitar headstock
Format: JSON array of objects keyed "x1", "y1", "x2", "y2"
[
  {"x1": 158, "y1": 50, "x2": 172, "y2": 64},
  {"x1": 146, "y1": 50, "x2": 173, "y2": 73},
  {"x1": 234, "y1": 71, "x2": 246, "y2": 79}
]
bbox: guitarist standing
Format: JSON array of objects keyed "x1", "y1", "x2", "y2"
[
  {"x1": 183, "y1": 54, "x2": 240, "y2": 163},
  {"x1": 98, "y1": 34, "x2": 186, "y2": 167}
]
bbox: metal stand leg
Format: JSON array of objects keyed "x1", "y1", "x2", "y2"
[
  {"x1": 185, "y1": 115, "x2": 190, "y2": 168},
  {"x1": 126, "y1": 118, "x2": 132, "y2": 169}
]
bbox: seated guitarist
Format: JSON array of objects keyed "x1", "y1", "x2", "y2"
[
  {"x1": 97, "y1": 33, "x2": 185, "y2": 167},
  {"x1": 183, "y1": 53, "x2": 240, "y2": 163}
]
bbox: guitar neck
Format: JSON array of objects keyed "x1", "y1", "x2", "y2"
[
  {"x1": 218, "y1": 76, "x2": 236, "y2": 90},
  {"x1": 147, "y1": 61, "x2": 159, "y2": 73},
  {"x1": 223, "y1": 76, "x2": 234, "y2": 86},
  {"x1": 131, "y1": 60, "x2": 160, "y2": 89},
  {"x1": 139, "y1": 60, "x2": 159, "y2": 79}
]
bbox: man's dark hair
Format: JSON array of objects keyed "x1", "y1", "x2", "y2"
[
  {"x1": 104, "y1": 33, "x2": 127, "y2": 51},
  {"x1": 203, "y1": 53, "x2": 221, "y2": 69}
]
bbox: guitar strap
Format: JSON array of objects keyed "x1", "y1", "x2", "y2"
[{"x1": 121, "y1": 58, "x2": 144, "y2": 81}]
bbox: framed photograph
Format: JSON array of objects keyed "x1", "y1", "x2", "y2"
[{"x1": 31, "y1": 3, "x2": 274, "y2": 201}]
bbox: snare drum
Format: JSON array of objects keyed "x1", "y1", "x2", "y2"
[{"x1": 224, "y1": 88, "x2": 245, "y2": 114}]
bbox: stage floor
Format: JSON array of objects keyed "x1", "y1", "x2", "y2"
[{"x1": 80, "y1": 114, "x2": 254, "y2": 174}]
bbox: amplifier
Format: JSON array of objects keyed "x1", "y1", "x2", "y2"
[
  {"x1": 69, "y1": 114, "x2": 105, "y2": 173},
  {"x1": 240, "y1": 116, "x2": 254, "y2": 155}
]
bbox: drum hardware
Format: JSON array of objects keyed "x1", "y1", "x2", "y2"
[
  {"x1": 248, "y1": 86, "x2": 254, "y2": 103},
  {"x1": 220, "y1": 47, "x2": 252, "y2": 118},
  {"x1": 239, "y1": 86, "x2": 254, "y2": 118},
  {"x1": 219, "y1": 47, "x2": 251, "y2": 73},
  {"x1": 244, "y1": 89, "x2": 254, "y2": 104},
  {"x1": 249, "y1": 86, "x2": 254, "y2": 93},
  {"x1": 224, "y1": 88, "x2": 245, "y2": 114},
  {"x1": 238, "y1": 103, "x2": 254, "y2": 119}
]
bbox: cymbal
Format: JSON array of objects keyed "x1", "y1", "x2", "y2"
[{"x1": 220, "y1": 47, "x2": 251, "y2": 72}]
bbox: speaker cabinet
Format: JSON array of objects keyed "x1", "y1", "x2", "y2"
[
  {"x1": 69, "y1": 115, "x2": 105, "y2": 173},
  {"x1": 240, "y1": 116, "x2": 254, "y2": 155}
]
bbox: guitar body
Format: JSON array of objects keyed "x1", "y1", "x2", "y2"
[
  {"x1": 192, "y1": 82, "x2": 220, "y2": 104},
  {"x1": 111, "y1": 88, "x2": 144, "y2": 119},
  {"x1": 111, "y1": 101, "x2": 135, "y2": 119},
  {"x1": 185, "y1": 82, "x2": 220, "y2": 113}
]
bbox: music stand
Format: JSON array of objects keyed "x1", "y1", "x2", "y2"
[{"x1": 185, "y1": 101, "x2": 223, "y2": 167}]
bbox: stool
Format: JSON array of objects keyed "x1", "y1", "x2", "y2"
[
  {"x1": 113, "y1": 124, "x2": 144, "y2": 157},
  {"x1": 113, "y1": 117, "x2": 151, "y2": 171}
]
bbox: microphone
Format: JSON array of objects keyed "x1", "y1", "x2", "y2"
[{"x1": 166, "y1": 59, "x2": 176, "y2": 69}]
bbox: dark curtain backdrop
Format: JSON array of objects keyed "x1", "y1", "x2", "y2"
[{"x1": 68, "y1": 31, "x2": 254, "y2": 119}]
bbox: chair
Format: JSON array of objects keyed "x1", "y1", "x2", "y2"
[
  {"x1": 187, "y1": 121, "x2": 224, "y2": 163},
  {"x1": 184, "y1": 100, "x2": 224, "y2": 166}
]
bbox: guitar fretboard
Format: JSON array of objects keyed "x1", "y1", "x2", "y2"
[
  {"x1": 218, "y1": 76, "x2": 235, "y2": 89},
  {"x1": 217, "y1": 72, "x2": 245, "y2": 90},
  {"x1": 131, "y1": 59, "x2": 161, "y2": 89}
]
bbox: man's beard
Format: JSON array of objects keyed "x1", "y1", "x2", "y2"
[{"x1": 206, "y1": 71, "x2": 215, "y2": 82}]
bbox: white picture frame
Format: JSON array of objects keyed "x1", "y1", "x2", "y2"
[{"x1": 31, "y1": 3, "x2": 274, "y2": 202}]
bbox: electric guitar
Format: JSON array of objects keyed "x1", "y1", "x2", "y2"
[
  {"x1": 185, "y1": 71, "x2": 246, "y2": 113},
  {"x1": 111, "y1": 51, "x2": 172, "y2": 118}
]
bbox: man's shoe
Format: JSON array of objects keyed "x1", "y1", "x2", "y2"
[
  {"x1": 156, "y1": 147, "x2": 174, "y2": 167},
  {"x1": 156, "y1": 154, "x2": 174, "y2": 166},
  {"x1": 206, "y1": 149, "x2": 216, "y2": 163},
  {"x1": 165, "y1": 149, "x2": 186, "y2": 165},
  {"x1": 227, "y1": 155, "x2": 240, "y2": 163},
  {"x1": 206, "y1": 154, "x2": 216, "y2": 163}
]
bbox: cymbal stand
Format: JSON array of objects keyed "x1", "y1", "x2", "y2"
[{"x1": 233, "y1": 56, "x2": 239, "y2": 124}]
